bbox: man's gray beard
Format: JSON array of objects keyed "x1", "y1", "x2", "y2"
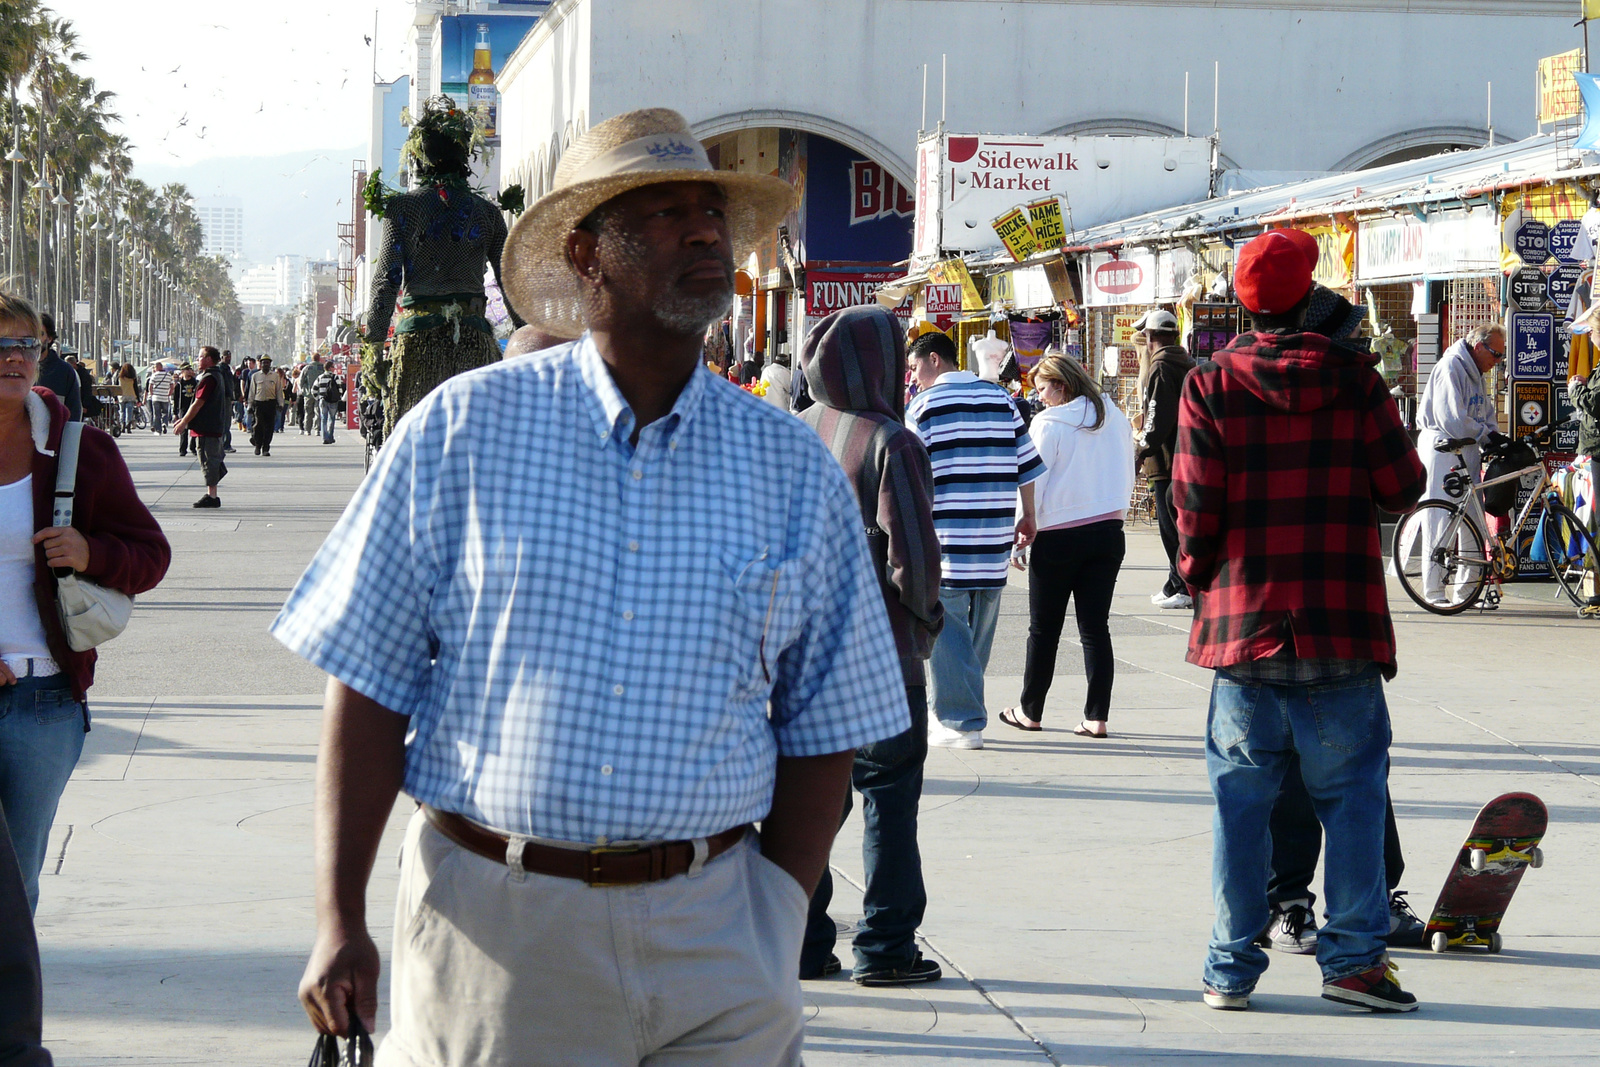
[
  {"x1": 604, "y1": 227, "x2": 733, "y2": 336},
  {"x1": 652, "y1": 286, "x2": 733, "y2": 336}
]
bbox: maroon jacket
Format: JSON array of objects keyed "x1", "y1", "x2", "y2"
[
  {"x1": 27, "y1": 388, "x2": 170, "y2": 702},
  {"x1": 799, "y1": 307, "x2": 943, "y2": 690},
  {"x1": 1171, "y1": 333, "x2": 1425, "y2": 677}
]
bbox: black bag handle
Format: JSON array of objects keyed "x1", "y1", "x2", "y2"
[{"x1": 307, "y1": 1017, "x2": 373, "y2": 1066}]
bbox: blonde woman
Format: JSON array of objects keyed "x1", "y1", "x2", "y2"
[{"x1": 1000, "y1": 351, "x2": 1135, "y2": 737}]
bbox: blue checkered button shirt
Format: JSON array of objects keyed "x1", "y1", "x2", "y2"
[{"x1": 272, "y1": 336, "x2": 906, "y2": 842}]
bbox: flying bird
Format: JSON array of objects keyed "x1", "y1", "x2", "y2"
[
  {"x1": 364, "y1": 35, "x2": 372, "y2": 45},
  {"x1": 168, "y1": 65, "x2": 181, "y2": 73}
]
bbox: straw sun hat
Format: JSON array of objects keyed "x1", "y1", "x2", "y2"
[{"x1": 502, "y1": 108, "x2": 796, "y2": 339}]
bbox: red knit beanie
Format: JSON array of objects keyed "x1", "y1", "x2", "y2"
[{"x1": 1236, "y1": 232, "x2": 1314, "y2": 315}]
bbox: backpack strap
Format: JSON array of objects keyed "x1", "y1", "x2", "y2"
[{"x1": 52, "y1": 420, "x2": 84, "y2": 529}]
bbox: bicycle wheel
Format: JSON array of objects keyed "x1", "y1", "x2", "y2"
[
  {"x1": 1540, "y1": 499, "x2": 1598, "y2": 608},
  {"x1": 1391, "y1": 502, "x2": 1489, "y2": 614}
]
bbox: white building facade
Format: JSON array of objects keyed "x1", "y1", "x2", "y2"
[
  {"x1": 194, "y1": 196, "x2": 244, "y2": 260},
  {"x1": 497, "y1": 0, "x2": 1573, "y2": 194}
]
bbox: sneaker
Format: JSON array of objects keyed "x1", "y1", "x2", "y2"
[
  {"x1": 192, "y1": 495, "x2": 221, "y2": 509},
  {"x1": 854, "y1": 952, "x2": 942, "y2": 986},
  {"x1": 928, "y1": 719, "x2": 983, "y2": 750},
  {"x1": 1153, "y1": 591, "x2": 1193, "y2": 610},
  {"x1": 1202, "y1": 985, "x2": 1250, "y2": 1011},
  {"x1": 1256, "y1": 899, "x2": 1318, "y2": 954},
  {"x1": 800, "y1": 954, "x2": 842, "y2": 980},
  {"x1": 1384, "y1": 891, "x2": 1425, "y2": 947},
  {"x1": 1322, "y1": 961, "x2": 1418, "y2": 1013}
]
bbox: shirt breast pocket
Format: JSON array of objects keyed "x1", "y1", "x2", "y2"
[{"x1": 722, "y1": 548, "x2": 810, "y2": 700}]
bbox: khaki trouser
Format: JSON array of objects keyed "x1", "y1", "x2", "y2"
[{"x1": 378, "y1": 810, "x2": 808, "y2": 1067}]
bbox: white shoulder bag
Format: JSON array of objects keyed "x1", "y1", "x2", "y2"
[{"x1": 50, "y1": 421, "x2": 134, "y2": 651}]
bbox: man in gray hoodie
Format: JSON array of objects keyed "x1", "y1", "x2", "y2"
[{"x1": 797, "y1": 305, "x2": 946, "y2": 986}]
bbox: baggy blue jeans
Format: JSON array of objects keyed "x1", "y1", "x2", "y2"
[
  {"x1": 0, "y1": 674, "x2": 87, "y2": 913},
  {"x1": 802, "y1": 687, "x2": 928, "y2": 978},
  {"x1": 927, "y1": 586, "x2": 1004, "y2": 733},
  {"x1": 1203, "y1": 666, "x2": 1391, "y2": 994}
]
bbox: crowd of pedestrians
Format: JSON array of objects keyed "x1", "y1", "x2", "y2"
[{"x1": 14, "y1": 102, "x2": 1587, "y2": 1066}]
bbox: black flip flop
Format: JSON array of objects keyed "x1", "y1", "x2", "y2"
[
  {"x1": 1074, "y1": 724, "x2": 1109, "y2": 738},
  {"x1": 1000, "y1": 708, "x2": 1041, "y2": 732}
]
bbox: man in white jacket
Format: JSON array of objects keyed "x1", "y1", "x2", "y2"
[{"x1": 1414, "y1": 323, "x2": 1507, "y2": 602}]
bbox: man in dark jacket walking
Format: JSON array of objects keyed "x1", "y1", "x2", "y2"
[
  {"x1": 1133, "y1": 309, "x2": 1194, "y2": 609},
  {"x1": 1173, "y1": 230, "x2": 1426, "y2": 1014},
  {"x1": 33, "y1": 314, "x2": 80, "y2": 421},
  {"x1": 797, "y1": 305, "x2": 945, "y2": 987}
]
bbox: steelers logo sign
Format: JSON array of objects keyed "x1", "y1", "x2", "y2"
[{"x1": 1519, "y1": 399, "x2": 1545, "y2": 426}]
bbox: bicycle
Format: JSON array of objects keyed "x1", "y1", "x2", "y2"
[{"x1": 1391, "y1": 420, "x2": 1597, "y2": 616}]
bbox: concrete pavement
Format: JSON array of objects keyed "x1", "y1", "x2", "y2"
[{"x1": 31, "y1": 424, "x2": 1600, "y2": 1065}]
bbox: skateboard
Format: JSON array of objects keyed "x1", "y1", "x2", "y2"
[{"x1": 1424, "y1": 791, "x2": 1547, "y2": 953}]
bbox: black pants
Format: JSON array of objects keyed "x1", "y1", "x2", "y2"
[
  {"x1": 801, "y1": 687, "x2": 929, "y2": 977},
  {"x1": 250, "y1": 400, "x2": 278, "y2": 451},
  {"x1": 1019, "y1": 521, "x2": 1124, "y2": 723},
  {"x1": 1267, "y1": 754, "x2": 1405, "y2": 907},
  {"x1": 1151, "y1": 477, "x2": 1185, "y2": 598},
  {"x1": 0, "y1": 804, "x2": 52, "y2": 1066}
]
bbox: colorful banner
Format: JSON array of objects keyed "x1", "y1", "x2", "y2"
[
  {"x1": 1539, "y1": 49, "x2": 1585, "y2": 124},
  {"x1": 1008, "y1": 320, "x2": 1053, "y2": 376},
  {"x1": 1500, "y1": 184, "x2": 1591, "y2": 273},
  {"x1": 927, "y1": 257, "x2": 986, "y2": 311},
  {"x1": 1280, "y1": 221, "x2": 1354, "y2": 289}
]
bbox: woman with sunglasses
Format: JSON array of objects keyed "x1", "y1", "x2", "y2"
[{"x1": 0, "y1": 291, "x2": 170, "y2": 912}]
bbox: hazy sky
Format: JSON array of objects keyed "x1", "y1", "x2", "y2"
[{"x1": 49, "y1": 0, "x2": 418, "y2": 167}]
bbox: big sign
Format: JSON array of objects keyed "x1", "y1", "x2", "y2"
[{"x1": 933, "y1": 133, "x2": 1210, "y2": 253}]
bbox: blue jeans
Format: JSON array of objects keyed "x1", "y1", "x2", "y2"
[
  {"x1": 927, "y1": 586, "x2": 1003, "y2": 732},
  {"x1": 802, "y1": 687, "x2": 927, "y2": 977},
  {"x1": 1204, "y1": 667, "x2": 1391, "y2": 994},
  {"x1": 0, "y1": 674, "x2": 87, "y2": 913},
  {"x1": 319, "y1": 399, "x2": 339, "y2": 442}
]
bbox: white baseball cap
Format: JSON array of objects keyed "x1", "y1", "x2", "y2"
[{"x1": 1133, "y1": 309, "x2": 1178, "y2": 332}]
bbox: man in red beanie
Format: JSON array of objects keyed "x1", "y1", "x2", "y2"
[{"x1": 1171, "y1": 230, "x2": 1426, "y2": 1013}]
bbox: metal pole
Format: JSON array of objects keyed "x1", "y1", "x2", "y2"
[
  {"x1": 5, "y1": 86, "x2": 20, "y2": 281},
  {"x1": 941, "y1": 54, "x2": 947, "y2": 125}
]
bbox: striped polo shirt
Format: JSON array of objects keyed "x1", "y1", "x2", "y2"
[{"x1": 906, "y1": 371, "x2": 1045, "y2": 588}]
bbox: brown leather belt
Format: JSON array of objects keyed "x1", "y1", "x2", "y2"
[{"x1": 423, "y1": 805, "x2": 751, "y2": 887}]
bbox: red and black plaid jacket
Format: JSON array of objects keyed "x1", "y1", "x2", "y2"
[{"x1": 1171, "y1": 332, "x2": 1425, "y2": 677}]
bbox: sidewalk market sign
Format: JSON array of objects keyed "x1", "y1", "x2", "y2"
[{"x1": 912, "y1": 131, "x2": 1210, "y2": 259}]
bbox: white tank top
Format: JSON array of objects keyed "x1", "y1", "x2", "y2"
[{"x1": 0, "y1": 476, "x2": 52, "y2": 658}]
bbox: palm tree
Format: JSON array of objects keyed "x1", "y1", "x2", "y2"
[{"x1": 0, "y1": 0, "x2": 44, "y2": 278}]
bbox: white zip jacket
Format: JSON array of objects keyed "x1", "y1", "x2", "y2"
[{"x1": 1028, "y1": 395, "x2": 1136, "y2": 528}]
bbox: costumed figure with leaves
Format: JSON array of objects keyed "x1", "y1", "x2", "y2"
[{"x1": 362, "y1": 96, "x2": 525, "y2": 437}]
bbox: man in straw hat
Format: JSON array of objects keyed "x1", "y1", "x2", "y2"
[{"x1": 273, "y1": 108, "x2": 909, "y2": 1064}]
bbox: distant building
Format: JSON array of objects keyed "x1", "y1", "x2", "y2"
[
  {"x1": 275, "y1": 255, "x2": 307, "y2": 307},
  {"x1": 195, "y1": 196, "x2": 244, "y2": 259},
  {"x1": 236, "y1": 264, "x2": 282, "y2": 315}
]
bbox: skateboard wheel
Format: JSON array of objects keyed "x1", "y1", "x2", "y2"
[
  {"x1": 1430, "y1": 931, "x2": 1449, "y2": 953},
  {"x1": 1469, "y1": 848, "x2": 1487, "y2": 871},
  {"x1": 1530, "y1": 847, "x2": 1544, "y2": 869},
  {"x1": 1487, "y1": 931, "x2": 1503, "y2": 953}
]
